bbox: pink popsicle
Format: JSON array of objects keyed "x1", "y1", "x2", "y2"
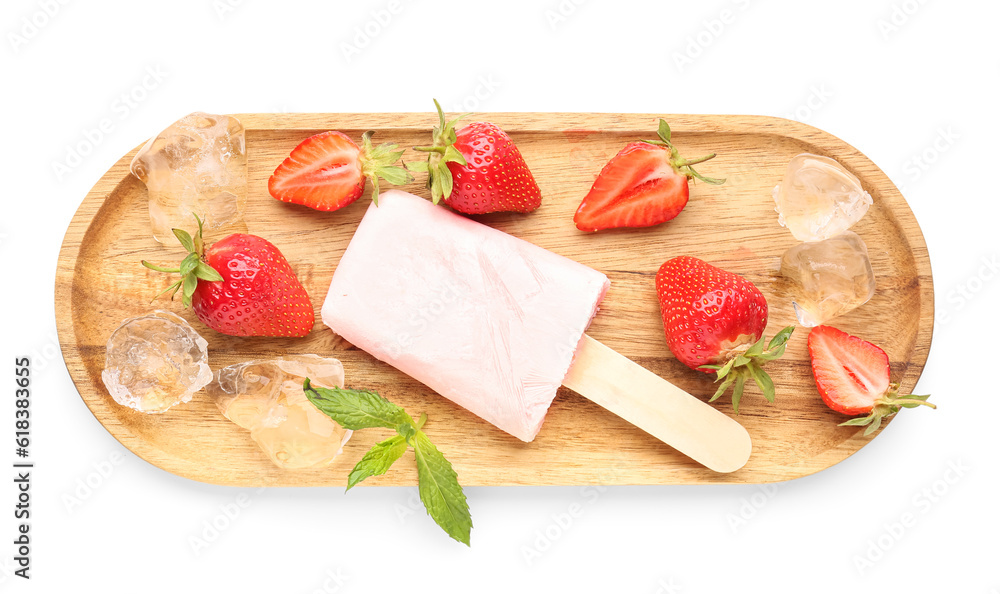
[
  {"x1": 322, "y1": 190, "x2": 751, "y2": 472},
  {"x1": 323, "y1": 191, "x2": 608, "y2": 441}
]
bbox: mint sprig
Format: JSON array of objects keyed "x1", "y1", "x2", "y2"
[{"x1": 303, "y1": 379, "x2": 472, "y2": 546}]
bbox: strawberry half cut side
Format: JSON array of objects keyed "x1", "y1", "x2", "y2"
[
  {"x1": 573, "y1": 119, "x2": 725, "y2": 232},
  {"x1": 808, "y1": 325, "x2": 935, "y2": 435},
  {"x1": 268, "y1": 130, "x2": 412, "y2": 211}
]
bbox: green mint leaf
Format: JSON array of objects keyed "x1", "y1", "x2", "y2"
[
  {"x1": 303, "y1": 380, "x2": 413, "y2": 430},
  {"x1": 413, "y1": 431, "x2": 472, "y2": 546},
  {"x1": 346, "y1": 434, "x2": 409, "y2": 491}
]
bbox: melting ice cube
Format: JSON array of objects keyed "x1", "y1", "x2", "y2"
[
  {"x1": 780, "y1": 231, "x2": 876, "y2": 327},
  {"x1": 101, "y1": 311, "x2": 213, "y2": 413},
  {"x1": 773, "y1": 153, "x2": 872, "y2": 242},
  {"x1": 130, "y1": 112, "x2": 247, "y2": 243},
  {"x1": 207, "y1": 355, "x2": 353, "y2": 470}
]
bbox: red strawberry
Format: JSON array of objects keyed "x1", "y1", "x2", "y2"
[
  {"x1": 808, "y1": 325, "x2": 934, "y2": 435},
  {"x1": 142, "y1": 216, "x2": 314, "y2": 337},
  {"x1": 574, "y1": 120, "x2": 724, "y2": 232},
  {"x1": 269, "y1": 130, "x2": 412, "y2": 211},
  {"x1": 656, "y1": 256, "x2": 794, "y2": 412},
  {"x1": 408, "y1": 99, "x2": 541, "y2": 214}
]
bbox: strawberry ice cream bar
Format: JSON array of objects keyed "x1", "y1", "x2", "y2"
[{"x1": 322, "y1": 190, "x2": 609, "y2": 441}]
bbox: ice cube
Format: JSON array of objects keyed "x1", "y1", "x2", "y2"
[
  {"x1": 780, "y1": 231, "x2": 876, "y2": 327},
  {"x1": 207, "y1": 355, "x2": 353, "y2": 470},
  {"x1": 773, "y1": 153, "x2": 872, "y2": 242},
  {"x1": 101, "y1": 311, "x2": 213, "y2": 413},
  {"x1": 130, "y1": 112, "x2": 248, "y2": 243}
]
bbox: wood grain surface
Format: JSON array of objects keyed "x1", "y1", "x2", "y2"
[{"x1": 55, "y1": 113, "x2": 934, "y2": 487}]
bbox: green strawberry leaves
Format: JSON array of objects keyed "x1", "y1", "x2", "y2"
[
  {"x1": 700, "y1": 325, "x2": 795, "y2": 413},
  {"x1": 141, "y1": 214, "x2": 224, "y2": 307},
  {"x1": 408, "y1": 98, "x2": 470, "y2": 204},
  {"x1": 640, "y1": 118, "x2": 725, "y2": 186},
  {"x1": 303, "y1": 379, "x2": 472, "y2": 546},
  {"x1": 359, "y1": 130, "x2": 413, "y2": 206},
  {"x1": 839, "y1": 387, "x2": 936, "y2": 436}
]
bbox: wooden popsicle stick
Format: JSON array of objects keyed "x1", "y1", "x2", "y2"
[{"x1": 562, "y1": 334, "x2": 752, "y2": 473}]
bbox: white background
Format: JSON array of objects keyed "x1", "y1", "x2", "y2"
[{"x1": 1, "y1": 0, "x2": 997, "y2": 592}]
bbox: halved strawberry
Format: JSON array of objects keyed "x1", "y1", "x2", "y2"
[
  {"x1": 142, "y1": 216, "x2": 314, "y2": 337},
  {"x1": 268, "y1": 130, "x2": 412, "y2": 211},
  {"x1": 574, "y1": 120, "x2": 724, "y2": 232},
  {"x1": 656, "y1": 256, "x2": 794, "y2": 412},
  {"x1": 407, "y1": 99, "x2": 541, "y2": 214},
  {"x1": 808, "y1": 325, "x2": 935, "y2": 435}
]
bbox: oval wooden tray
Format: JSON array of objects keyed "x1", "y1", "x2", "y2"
[{"x1": 55, "y1": 113, "x2": 933, "y2": 487}]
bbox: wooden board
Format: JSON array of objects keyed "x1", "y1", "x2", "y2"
[{"x1": 55, "y1": 113, "x2": 933, "y2": 487}]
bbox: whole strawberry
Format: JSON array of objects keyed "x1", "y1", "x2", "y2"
[
  {"x1": 808, "y1": 325, "x2": 935, "y2": 435},
  {"x1": 656, "y1": 256, "x2": 794, "y2": 411},
  {"x1": 142, "y1": 216, "x2": 314, "y2": 337},
  {"x1": 407, "y1": 99, "x2": 541, "y2": 214}
]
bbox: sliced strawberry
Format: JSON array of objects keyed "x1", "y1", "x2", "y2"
[
  {"x1": 808, "y1": 325, "x2": 935, "y2": 434},
  {"x1": 574, "y1": 120, "x2": 724, "y2": 232},
  {"x1": 407, "y1": 99, "x2": 541, "y2": 214},
  {"x1": 269, "y1": 130, "x2": 411, "y2": 211},
  {"x1": 656, "y1": 255, "x2": 794, "y2": 412},
  {"x1": 574, "y1": 143, "x2": 689, "y2": 231}
]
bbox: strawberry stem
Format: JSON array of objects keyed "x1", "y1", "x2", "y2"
[
  {"x1": 358, "y1": 130, "x2": 413, "y2": 206},
  {"x1": 640, "y1": 119, "x2": 725, "y2": 186},
  {"x1": 675, "y1": 153, "x2": 717, "y2": 167},
  {"x1": 141, "y1": 214, "x2": 223, "y2": 308},
  {"x1": 700, "y1": 325, "x2": 795, "y2": 413},
  {"x1": 405, "y1": 99, "x2": 471, "y2": 204}
]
